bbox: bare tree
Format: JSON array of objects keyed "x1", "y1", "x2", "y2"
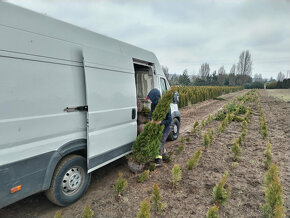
[
  {"x1": 199, "y1": 63, "x2": 210, "y2": 80},
  {"x1": 237, "y1": 50, "x2": 252, "y2": 84},
  {"x1": 254, "y1": 73, "x2": 263, "y2": 82},
  {"x1": 217, "y1": 66, "x2": 226, "y2": 85},
  {"x1": 162, "y1": 65, "x2": 170, "y2": 81},
  {"x1": 229, "y1": 64, "x2": 236, "y2": 86},
  {"x1": 277, "y1": 72, "x2": 285, "y2": 82}
]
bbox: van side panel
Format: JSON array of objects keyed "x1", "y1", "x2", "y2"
[
  {"x1": 83, "y1": 48, "x2": 137, "y2": 172},
  {"x1": 0, "y1": 26, "x2": 87, "y2": 207}
]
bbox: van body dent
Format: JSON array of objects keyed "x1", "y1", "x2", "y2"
[{"x1": 0, "y1": 2, "x2": 181, "y2": 207}]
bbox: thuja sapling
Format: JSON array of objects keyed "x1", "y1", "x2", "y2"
[
  {"x1": 137, "y1": 200, "x2": 151, "y2": 218},
  {"x1": 206, "y1": 205, "x2": 219, "y2": 218},
  {"x1": 138, "y1": 170, "x2": 150, "y2": 183},
  {"x1": 81, "y1": 206, "x2": 94, "y2": 218},
  {"x1": 264, "y1": 142, "x2": 272, "y2": 170},
  {"x1": 213, "y1": 171, "x2": 230, "y2": 206},
  {"x1": 152, "y1": 184, "x2": 166, "y2": 213},
  {"x1": 171, "y1": 164, "x2": 182, "y2": 186},
  {"x1": 186, "y1": 149, "x2": 202, "y2": 170},
  {"x1": 131, "y1": 90, "x2": 174, "y2": 164}
]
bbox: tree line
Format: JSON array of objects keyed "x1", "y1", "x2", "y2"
[{"x1": 163, "y1": 50, "x2": 289, "y2": 89}]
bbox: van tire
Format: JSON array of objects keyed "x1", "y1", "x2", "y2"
[
  {"x1": 45, "y1": 154, "x2": 91, "y2": 206},
  {"x1": 168, "y1": 118, "x2": 180, "y2": 141}
]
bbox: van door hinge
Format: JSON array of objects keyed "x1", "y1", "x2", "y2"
[{"x1": 64, "y1": 106, "x2": 88, "y2": 112}]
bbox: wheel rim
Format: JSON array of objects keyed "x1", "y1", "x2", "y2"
[
  {"x1": 62, "y1": 166, "x2": 84, "y2": 196},
  {"x1": 173, "y1": 123, "x2": 178, "y2": 134}
]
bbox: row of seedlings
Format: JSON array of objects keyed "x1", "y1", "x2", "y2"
[{"x1": 257, "y1": 91, "x2": 285, "y2": 218}]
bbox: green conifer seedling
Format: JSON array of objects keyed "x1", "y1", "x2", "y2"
[
  {"x1": 186, "y1": 149, "x2": 202, "y2": 170},
  {"x1": 206, "y1": 205, "x2": 219, "y2": 218},
  {"x1": 81, "y1": 205, "x2": 94, "y2": 218},
  {"x1": 138, "y1": 170, "x2": 150, "y2": 183},
  {"x1": 231, "y1": 140, "x2": 241, "y2": 161},
  {"x1": 171, "y1": 164, "x2": 182, "y2": 186},
  {"x1": 203, "y1": 132, "x2": 210, "y2": 149},
  {"x1": 213, "y1": 171, "x2": 230, "y2": 206},
  {"x1": 152, "y1": 184, "x2": 166, "y2": 213},
  {"x1": 137, "y1": 200, "x2": 151, "y2": 218},
  {"x1": 191, "y1": 121, "x2": 199, "y2": 135},
  {"x1": 54, "y1": 211, "x2": 63, "y2": 218},
  {"x1": 264, "y1": 164, "x2": 279, "y2": 187},
  {"x1": 114, "y1": 172, "x2": 128, "y2": 196},
  {"x1": 264, "y1": 142, "x2": 272, "y2": 170}
]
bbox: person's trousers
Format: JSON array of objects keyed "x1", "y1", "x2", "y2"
[{"x1": 159, "y1": 125, "x2": 171, "y2": 156}]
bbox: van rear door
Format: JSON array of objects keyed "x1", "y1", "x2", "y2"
[{"x1": 82, "y1": 47, "x2": 137, "y2": 172}]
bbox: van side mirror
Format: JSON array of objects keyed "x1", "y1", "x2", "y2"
[{"x1": 173, "y1": 92, "x2": 179, "y2": 104}]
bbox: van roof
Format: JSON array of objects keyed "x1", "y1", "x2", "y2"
[{"x1": 0, "y1": 2, "x2": 158, "y2": 64}]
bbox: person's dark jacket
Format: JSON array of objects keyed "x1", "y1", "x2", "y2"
[{"x1": 147, "y1": 88, "x2": 172, "y2": 130}]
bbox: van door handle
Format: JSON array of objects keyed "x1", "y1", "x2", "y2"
[
  {"x1": 132, "y1": 108, "x2": 136, "y2": 120},
  {"x1": 64, "y1": 106, "x2": 88, "y2": 112}
]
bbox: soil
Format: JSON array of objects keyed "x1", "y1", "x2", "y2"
[{"x1": 1, "y1": 90, "x2": 289, "y2": 218}]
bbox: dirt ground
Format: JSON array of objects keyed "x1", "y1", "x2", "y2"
[{"x1": 1, "y1": 89, "x2": 289, "y2": 218}]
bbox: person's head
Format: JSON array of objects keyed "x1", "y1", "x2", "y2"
[{"x1": 147, "y1": 88, "x2": 161, "y2": 106}]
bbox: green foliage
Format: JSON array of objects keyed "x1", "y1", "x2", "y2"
[
  {"x1": 148, "y1": 163, "x2": 156, "y2": 171},
  {"x1": 81, "y1": 206, "x2": 94, "y2": 218},
  {"x1": 138, "y1": 170, "x2": 150, "y2": 183},
  {"x1": 236, "y1": 105, "x2": 246, "y2": 114},
  {"x1": 114, "y1": 172, "x2": 128, "y2": 196},
  {"x1": 261, "y1": 164, "x2": 285, "y2": 218},
  {"x1": 232, "y1": 115, "x2": 244, "y2": 122},
  {"x1": 174, "y1": 86, "x2": 242, "y2": 108},
  {"x1": 241, "y1": 128, "x2": 247, "y2": 141},
  {"x1": 226, "y1": 103, "x2": 236, "y2": 113},
  {"x1": 213, "y1": 171, "x2": 230, "y2": 206},
  {"x1": 137, "y1": 200, "x2": 151, "y2": 218},
  {"x1": 152, "y1": 184, "x2": 166, "y2": 213},
  {"x1": 203, "y1": 132, "x2": 210, "y2": 149},
  {"x1": 152, "y1": 90, "x2": 173, "y2": 121},
  {"x1": 180, "y1": 136, "x2": 189, "y2": 143},
  {"x1": 215, "y1": 110, "x2": 226, "y2": 121},
  {"x1": 264, "y1": 164, "x2": 279, "y2": 187},
  {"x1": 54, "y1": 211, "x2": 63, "y2": 218},
  {"x1": 171, "y1": 164, "x2": 182, "y2": 186},
  {"x1": 131, "y1": 91, "x2": 174, "y2": 164},
  {"x1": 191, "y1": 121, "x2": 200, "y2": 135},
  {"x1": 264, "y1": 142, "x2": 272, "y2": 170},
  {"x1": 206, "y1": 205, "x2": 219, "y2": 218},
  {"x1": 176, "y1": 145, "x2": 185, "y2": 154},
  {"x1": 231, "y1": 140, "x2": 241, "y2": 161},
  {"x1": 186, "y1": 149, "x2": 202, "y2": 170},
  {"x1": 208, "y1": 128, "x2": 215, "y2": 143}
]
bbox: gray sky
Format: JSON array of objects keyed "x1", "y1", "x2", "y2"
[{"x1": 6, "y1": 0, "x2": 290, "y2": 79}]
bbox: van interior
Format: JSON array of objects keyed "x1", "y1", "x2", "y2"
[{"x1": 133, "y1": 61, "x2": 154, "y2": 134}]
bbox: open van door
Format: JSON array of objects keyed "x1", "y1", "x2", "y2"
[{"x1": 82, "y1": 47, "x2": 137, "y2": 172}]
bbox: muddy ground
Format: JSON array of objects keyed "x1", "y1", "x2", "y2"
[{"x1": 0, "y1": 89, "x2": 289, "y2": 218}]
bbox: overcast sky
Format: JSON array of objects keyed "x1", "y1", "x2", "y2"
[{"x1": 6, "y1": 0, "x2": 290, "y2": 79}]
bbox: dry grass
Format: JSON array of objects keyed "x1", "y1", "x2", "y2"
[{"x1": 266, "y1": 89, "x2": 290, "y2": 102}]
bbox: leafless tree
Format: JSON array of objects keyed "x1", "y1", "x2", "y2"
[
  {"x1": 162, "y1": 65, "x2": 170, "y2": 81},
  {"x1": 199, "y1": 63, "x2": 210, "y2": 80},
  {"x1": 277, "y1": 72, "x2": 285, "y2": 82},
  {"x1": 254, "y1": 73, "x2": 263, "y2": 82},
  {"x1": 229, "y1": 64, "x2": 236, "y2": 86},
  {"x1": 237, "y1": 50, "x2": 252, "y2": 84},
  {"x1": 217, "y1": 66, "x2": 226, "y2": 85}
]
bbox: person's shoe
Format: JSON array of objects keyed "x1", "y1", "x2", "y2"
[{"x1": 154, "y1": 158, "x2": 162, "y2": 166}]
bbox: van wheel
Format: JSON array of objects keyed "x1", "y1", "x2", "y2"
[
  {"x1": 45, "y1": 155, "x2": 91, "y2": 206},
  {"x1": 168, "y1": 118, "x2": 180, "y2": 141}
]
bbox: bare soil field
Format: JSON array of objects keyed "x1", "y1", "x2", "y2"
[
  {"x1": 1, "y1": 89, "x2": 289, "y2": 218},
  {"x1": 266, "y1": 89, "x2": 290, "y2": 102}
]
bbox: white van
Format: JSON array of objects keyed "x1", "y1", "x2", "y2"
[{"x1": 0, "y1": 2, "x2": 181, "y2": 207}]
